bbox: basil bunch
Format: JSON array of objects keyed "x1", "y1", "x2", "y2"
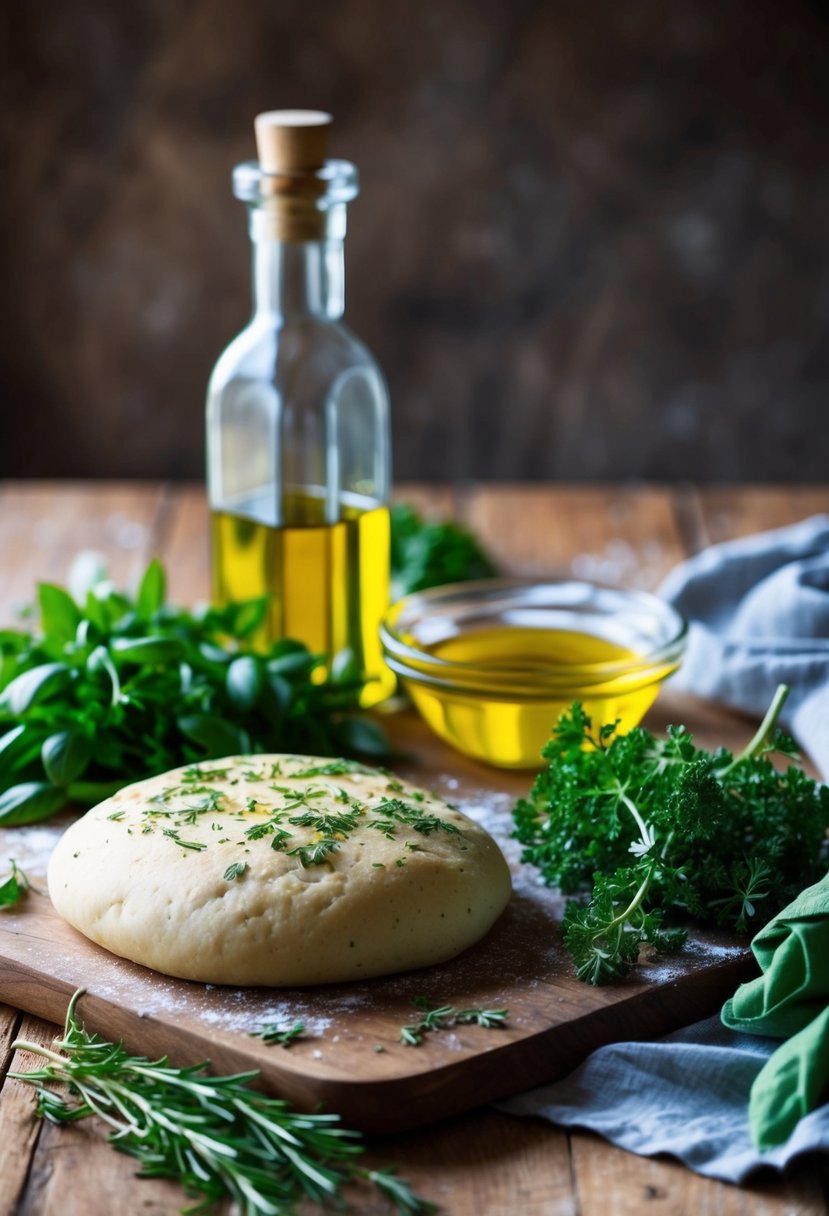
[{"x1": 0, "y1": 559, "x2": 386, "y2": 826}]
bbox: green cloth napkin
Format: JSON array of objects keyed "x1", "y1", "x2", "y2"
[{"x1": 722, "y1": 869, "x2": 829, "y2": 1150}]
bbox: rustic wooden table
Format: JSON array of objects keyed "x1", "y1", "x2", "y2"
[{"x1": 1, "y1": 480, "x2": 828, "y2": 1216}]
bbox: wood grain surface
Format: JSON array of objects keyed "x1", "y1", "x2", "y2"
[{"x1": 0, "y1": 481, "x2": 828, "y2": 1216}]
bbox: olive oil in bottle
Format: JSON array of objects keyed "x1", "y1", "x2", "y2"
[
  {"x1": 206, "y1": 111, "x2": 394, "y2": 706},
  {"x1": 211, "y1": 491, "x2": 391, "y2": 698}
]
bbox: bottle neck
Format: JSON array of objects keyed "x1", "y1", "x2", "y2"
[{"x1": 249, "y1": 208, "x2": 345, "y2": 320}]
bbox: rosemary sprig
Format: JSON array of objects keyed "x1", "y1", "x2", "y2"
[
  {"x1": 400, "y1": 998, "x2": 509, "y2": 1047},
  {"x1": 250, "y1": 1020, "x2": 306, "y2": 1048},
  {"x1": 10, "y1": 990, "x2": 436, "y2": 1215}
]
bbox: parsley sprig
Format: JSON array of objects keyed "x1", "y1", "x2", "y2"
[
  {"x1": 390, "y1": 504, "x2": 496, "y2": 598},
  {"x1": 513, "y1": 687, "x2": 829, "y2": 985},
  {"x1": 10, "y1": 990, "x2": 436, "y2": 1215},
  {"x1": 0, "y1": 558, "x2": 388, "y2": 825}
]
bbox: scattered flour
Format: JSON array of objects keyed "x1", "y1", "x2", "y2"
[{"x1": 0, "y1": 822, "x2": 66, "y2": 877}]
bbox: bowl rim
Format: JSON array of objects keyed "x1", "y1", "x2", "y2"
[{"x1": 380, "y1": 577, "x2": 688, "y2": 694}]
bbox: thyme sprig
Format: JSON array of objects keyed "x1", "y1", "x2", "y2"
[
  {"x1": 400, "y1": 998, "x2": 509, "y2": 1047},
  {"x1": 10, "y1": 990, "x2": 436, "y2": 1215}
]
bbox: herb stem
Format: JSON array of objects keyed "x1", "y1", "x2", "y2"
[
  {"x1": 597, "y1": 861, "x2": 655, "y2": 948},
  {"x1": 617, "y1": 787, "x2": 651, "y2": 850},
  {"x1": 722, "y1": 682, "x2": 789, "y2": 773}
]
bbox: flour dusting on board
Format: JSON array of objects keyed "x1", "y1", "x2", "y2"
[{"x1": 0, "y1": 823, "x2": 66, "y2": 876}]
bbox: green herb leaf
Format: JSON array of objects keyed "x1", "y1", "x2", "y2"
[
  {"x1": 110, "y1": 636, "x2": 183, "y2": 665},
  {"x1": 223, "y1": 861, "x2": 248, "y2": 881},
  {"x1": 226, "y1": 655, "x2": 263, "y2": 712},
  {"x1": 2, "y1": 663, "x2": 72, "y2": 716},
  {"x1": 0, "y1": 724, "x2": 45, "y2": 778},
  {"x1": 177, "y1": 713, "x2": 250, "y2": 757},
  {"x1": 38, "y1": 584, "x2": 81, "y2": 644},
  {"x1": 0, "y1": 859, "x2": 32, "y2": 908},
  {"x1": 162, "y1": 828, "x2": 207, "y2": 852},
  {"x1": 41, "y1": 730, "x2": 92, "y2": 788},
  {"x1": 0, "y1": 781, "x2": 66, "y2": 826},
  {"x1": 335, "y1": 716, "x2": 391, "y2": 757},
  {"x1": 135, "y1": 558, "x2": 166, "y2": 619},
  {"x1": 287, "y1": 837, "x2": 341, "y2": 868}
]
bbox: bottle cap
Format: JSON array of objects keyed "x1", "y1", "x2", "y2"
[{"x1": 254, "y1": 110, "x2": 333, "y2": 174}]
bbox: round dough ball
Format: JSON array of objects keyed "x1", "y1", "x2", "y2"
[{"x1": 48, "y1": 755, "x2": 511, "y2": 986}]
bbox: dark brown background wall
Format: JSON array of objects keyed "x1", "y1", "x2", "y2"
[{"x1": 1, "y1": 0, "x2": 827, "y2": 483}]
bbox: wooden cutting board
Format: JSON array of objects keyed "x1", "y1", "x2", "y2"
[{"x1": 0, "y1": 695, "x2": 757, "y2": 1135}]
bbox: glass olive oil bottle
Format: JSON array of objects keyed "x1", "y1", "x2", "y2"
[{"x1": 207, "y1": 111, "x2": 394, "y2": 706}]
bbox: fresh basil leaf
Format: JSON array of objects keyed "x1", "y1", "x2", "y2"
[
  {"x1": 199, "y1": 642, "x2": 231, "y2": 665},
  {"x1": 1, "y1": 663, "x2": 72, "y2": 716},
  {"x1": 86, "y1": 646, "x2": 121, "y2": 703},
  {"x1": 42, "y1": 730, "x2": 92, "y2": 787},
  {"x1": 88, "y1": 585, "x2": 131, "y2": 631},
  {"x1": 135, "y1": 558, "x2": 166, "y2": 620},
  {"x1": 111, "y1": 637, "x2": 183, "y2": 665},
  {"x1": 177, "y1": 714, "x2": 250, "y2": 757},
  {"x1": 330, "y1": 649, "x2": 359, "y2": 685},
  {"x1": 269, "y1": 638, "x2": 308, "y2": 658},
  {"x1": 226, "y1": 598, "x2": 269, "y2": 639},
  {"x1": 83, "y1": 588, "x2": 110, "y2": 633},
  {"x1": 0, "y1": 724, "x2": 47, "y2": 778},
  {"x1": 334, "y1": 716, "x2": 390, "y2": 757},
  {"x1": 265, "y1": 673, "x2": 293, "y2": 712},
  {"x1": 266, "y1": 650, "x2": 317, "y2": 678},
  {"x1": 0, "y1": 630, "x2": 28, "y2": 654},
  {"x1": 0, "y1": 781, "x2": 66, "y2": 826},
  {"x1": 38, "y1": 584, "x2": 82, "y2": 645},
  {"x1": 226, "y1": 656, "x2": 263, "y2": 712}
]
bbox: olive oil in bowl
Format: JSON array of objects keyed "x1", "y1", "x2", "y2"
[
  {"x1": 381, "y1": 580, "x2": 687, "y2": 768},
  {"x1": 409, "y1": 625, "x2": 665, "y2": 768}
]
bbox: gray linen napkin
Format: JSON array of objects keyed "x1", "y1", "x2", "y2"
[
  {"x1": 498, "y1": 1015, "x2": 829, "y2": 1183},
  {"x1": 497, "y1": 517, "x2": 829, "y2": 1179},
  {"x1": 658, "y1": 514, "x2": 829, "y2": 779}
]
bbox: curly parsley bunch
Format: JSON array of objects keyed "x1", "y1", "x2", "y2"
[{"x1": 513, "y1": 688, "x2": 829, "y2": 984}]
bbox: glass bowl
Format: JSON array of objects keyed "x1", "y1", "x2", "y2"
[{"x1": 380, "y1": 578, "x2": 687, "y2": 769}]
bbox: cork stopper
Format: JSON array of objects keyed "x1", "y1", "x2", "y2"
[
  {"x1": 254, "y1": 110, "x2": 333, "y2": 174},
  {"x1": 239, "y1": 110, "x2": 355, "y2": 242}
]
